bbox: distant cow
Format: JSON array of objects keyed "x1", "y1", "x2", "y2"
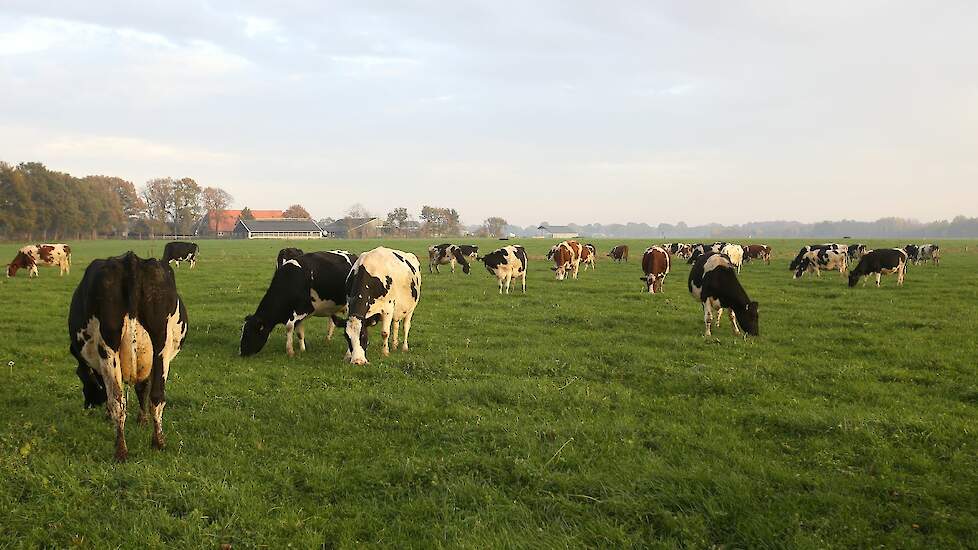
[
  {"x1": 241, "y1": 251, "x2": 357, "y2": 357},
  {"x1": 662, "y1": 243, "x2": 690, "y2": 259},
  {"x1": 793, "y1": 248, "x2": 848, "y2": 279},
  {"x1": 548, "y1": 240, "x2": 583, "y2": 280},
  {"x1": 277, "y1": 247, "x2": 304, "y2": 266},
  {"x1": 428, "y1": 243, "x2": 476, "y2": 274},
  {"x1": 640, "y1": 246, "x2": 671, "y2": 294},
  {"x1": 607, "y1": 245, "x2": 629, "y2": 262},
  {"x1": 687, "y1": 243, "x2": 726, "y2": 264},
  {"x1": 6, "y1": 243, "x2": 71, "y2": 277},
  {"x1": 846, "y1": 244, "x2": 868, "y2": 261},
  {"x1": 917, "y1": 244, "x2": 940, "y2": 265},
  {"x1": 68, "y1": 252, "x2": 188, "y2": 461},
  {"x1": 480, "y1": 245, "x2": 528, "y2": 294},
  {"x1": 721, "y1": 243, "x2": 745, "y2": 272},
  {"x1": 849, "y1": 249, "x2": 908, "y2": 287},
  {"x1": 788, "y1": 243, "x2": 845, "y2": 271},
  {"x1": 162, "y1": 241, "x2": 199, "y2": 269},
  {"x1": 581, "y1": 244, "x2": 596, "y2": 271},
  {"x1": 343, "y1": 247, "x2": 421, "y2": 365},
  {"x1": 743, "y1": 244, "x2": 772, "y2": 265},
  {"x1": 688, "y1": 253, "x2": 759, "y2": 337},
  {"x1": 903, "y1": 244, "x2": 920, "y2": 264}
]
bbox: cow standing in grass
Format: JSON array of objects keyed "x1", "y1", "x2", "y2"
[
  {"x1": 343, "y1": 247, "x2": 421, "y2": 365},
  {"x1": 744, "y1": 244, "x2": 772, "y2": 265},
  {"x1": 548, "y1": 240, "x2": 583, "y2": 280},
  {"x1": 849, "y1": 249, "x2": 908, "y2": 287},
  {"x1": 480, "y1": 245, "x2": 528, "y2": 294},
  {"x1": 688, "y1": 253, "x2": 759, "y2": 337},
  {"x1": 428, "y1": 243, "x2": 475, "y2": 274},
  {"x1": 640, "y1": 246, "x2": 671, "y2": 294},
  {"x1": 847, "y1": 244, "x2": 868, "y2": 261},
  {"x1": 607, "y1": 245, "x2": 629, "y2": 262},
  {"x1": 6, "y1": 243, "x2": 71, "y2": 277},
  {"x1": 581, "y1": 244, "x2": 596, "y2": 271},
  {"x1": 793, "y1": 248, "x2": 848, "y2": 279},
  {"x1": 68, "y1": 252, "x2": 188, "y2": 461},
  {"x1": 788, "y1": 243, "x2": 846, "y2": 271},
  {"x1": 162, "y1": 241, "x2": 199, "y2": 269},
  {"x1": 241, "y1": 251, "x2": 357, "y2": 357},
  {"x1": 908, "y1": 244, "x2": 940, "y2": 265}
]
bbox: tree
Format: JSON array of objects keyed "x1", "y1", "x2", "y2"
[
  {"x1": 283, "y1": 204, "x2": 311, "y2": 218},
  {"x1": 141, "y1": 178, "x2": 175, "y2": 236},
  {"x1": 483, "y1": 216, "x2": 508, "y2": 238},
  {"x1": 201, "y1": 186, "x2": 233, "y2": 235},
  {"x1": 420, "y1": 205, "x2": 461, "y2": 236},
  {"x1": 346, "y1": 203, "x2": 371, "y2": 219},
  {"x1": 0, "y1": 163, "x2": 35, "y2": 238},
  {"x1": 240, "y1": 207, "x2": 255, "y2": 220},
  {"x1": 172, "y1": 177, "x2": 203, "y2": 235},
  {"x1": 386, "y1": 207, "x2": 409, "y2": 228}
]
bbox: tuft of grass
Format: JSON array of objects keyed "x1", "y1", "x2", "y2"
[{"x1": 1, "y1": 238, "x2": 977, "y2": 547}]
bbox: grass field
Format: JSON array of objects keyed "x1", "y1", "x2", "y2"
[{"x1": 1, "y1": 237, "x2": 977, "y2": 548}]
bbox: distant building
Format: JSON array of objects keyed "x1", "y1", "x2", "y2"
[
  {"x1": 322, "y1": 217, "x2": 383, "y2": 238},
  {"x1": 195, "y1": 209, "x2": 283, "y2": 237},
  {"x1": 537, "y1": 225, "x2": 579, "y2": 239},
  {"x1": 233, "y1": 218, "x2": 324, "y2": 239}
]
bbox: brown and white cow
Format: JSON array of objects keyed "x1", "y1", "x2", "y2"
[
  {"x1": 607, "y1": 245, "x2": 629, "y2": 262},
  {"x1": 581, "y1": 244, "x2": 596, "y2": 271},
  {"x1": 743, "y1": 244, "x2": 772, "y2": 265},
  {"x1": 640, "y1": 246, "x2": 671, "y2": 294},
  {"x1": 6, "y1": 243, "x2": 71, "y2": 277},
  {"x1": 547, "y1": 240, "x2": 582, "y2": 280}
]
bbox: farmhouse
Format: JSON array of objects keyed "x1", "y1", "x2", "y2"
[
  {"x1": 537, "y1": 224, "x2": 579, "y2": 239},
  {"x1": 322, "y1": 217, "x2": 384, "y2": 238},
  {"x1": 233, "y1": 218, "x2": 324, "y2": 239},
  {"x1": 195, "y1": 209, "x2": 283, "y2": 237}
]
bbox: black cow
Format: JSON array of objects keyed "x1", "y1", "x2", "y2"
[
  {"x1": 68, "y1": 252, "x2": 189, "y2": 461},
  {"x1": 688, "y1": 252, "x2": 759, "y2": 337},
  {"x1": 904, "y1": 244, "x2": 920, "y2": 264},
  {"x1": 241, "y1": 251, "x2": 357, "y2": 357},
  {"x1": 277, "y1": 247, "x2": 304, "y2": 266},
  {"x1": 849, "y1": 248, "x2": 908, "y2": 287},
  {"x1": 428, "y1": 243, "x2": 475, "y2": 274},
  {"x1": 162, "y1": 241, "x2": 199, "y2": 269}
]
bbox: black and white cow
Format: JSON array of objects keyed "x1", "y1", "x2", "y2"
[
  {"x1": 788, "y1": 243, "x2": 845, "y2": 271},
  {"x1": 663, "y1": 243, "x2": 692, "y2": 259},
  {"x1": 849, "y1": 248, "x2": 908, "y2": 287},
  {"x1": 427, "y1": 243, "x2": 476, "y2": 274},
  {"x1": 688, "y1": 253, "x2": 759, "y2": 337},
  {"x1": 480, "y1": 245, "x2": 528, "y2": 294},
  {"x1": 343, "y1": 247, "x2": 422, "y2": 365},
  {"x1": 846, "y1": 244, "x2": 868, "y2": 261},
  {"x1": 277, "y1": 247, "x2": 304, "y2": 266},
  {"x1": 162, "y1": 241, "x2": 199, "y2": 269},
  {"x1": 68, "y1": 252, "x2": 189, "y2": 461},
  {"x1": 240, "y1": 251, "x2": 357, "y2": 357},
  {"x1": 916, "y1": 244, "x2": 940, "y2": 265},
  {"x1": 687, "y1": 243, "x2": 725, "y2": 264},
  {"x1": 793, "y1": 248, "x2": 848, "y2": 279},
  {"x1": 903, "y1": 244, "x2": 920, "y2": 264}
]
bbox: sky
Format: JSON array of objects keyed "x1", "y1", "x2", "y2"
[{"x1": 1, "y1": 1, "x2": 976, "y2": 227}]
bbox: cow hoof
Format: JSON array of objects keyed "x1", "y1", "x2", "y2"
[
  {"x1": 401, "y1": 345, "x2": 409, "y2": 352},
  {"x1": 114, "y1": 448, "x2": 129, "y2": 462},
  {"x1": 382, "y1": 349, "x2": 390, "y2": 357},
  {"x1": 152, "y1": 435, "x2": 166, "y2": 450},
  {"x1": 137, "y1": 413, "x2": 148, "y2": 425},
  {"x1": 351, "y1": 357, "x2": 368, "y2": 366}
]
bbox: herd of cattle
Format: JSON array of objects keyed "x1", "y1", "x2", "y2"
[{"x1": 3, "y1": 238, "x2": 943, "y2": 460}]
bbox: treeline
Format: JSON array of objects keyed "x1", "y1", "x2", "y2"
[{"x1": 0, "y1": 162, "x2": 234, "y2": 240}]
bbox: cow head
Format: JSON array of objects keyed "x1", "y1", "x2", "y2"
[
  {"x1": 75, "y1": 363, "x2": 108, "y2": 408},
  {"x1": 239, "y1": 314, "x2": 273, "y2": 356},
  {"x1": 639, "y1": 274, "x2": 656, "y2": 293},
  {"x1": 793, "y1": 256, "x2": 813, "y2": 279},
  {"x1": 6, "y1": 252, "x2": 34, "y2": 277},
  {"x1": 738, "y1": 301, "x2": 760, "y2": 336}
]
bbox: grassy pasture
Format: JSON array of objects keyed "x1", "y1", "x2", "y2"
[{"x1": 1, "y1": 238, "x2": 977, "y2": 548}]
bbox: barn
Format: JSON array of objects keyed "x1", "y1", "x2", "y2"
[
  {"x1": 537, "y1": 225, "x2": 579, "y2": 239},
  {"x1": 233, "y1": 218, "x2": 324, "y2": 239}
]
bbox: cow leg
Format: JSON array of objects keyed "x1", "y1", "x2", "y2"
[
  {"x1": 898, "y1": 265, "x2": 905, "y2": 285},
  {"x1": 285, "y1": 321, "x2": 296, "y2": 356},
  {"x1": 100, "y1": 347, "x2": 128, "y2": 462},
  {"x1": 380, "y1": 311, "x2": 393, "y2": 356},
  {"x1": 326, "y1": 317, "x2": 336, "y2": 341},
  {"x1": 401, "y1": 311, "x2": 414, "y2": 352},
  {"x1": 190, "y1": 257, "x2": 196, "y2": 269},
  {"x1": 876, "y1": 273, "x2": 882, "y2": 287},
  {"x1": 505, "y1": 275, "x2": 513, "y2": 294},
  {"x1": 729, "y1": 310, "x2": 741, "y2": 335},
  {"x1": 297, "y1": 321, "x2": 306, "y2": 352},
  {"x1": 498, "y1": 277, "x2": 504, "y2": 294},
  {"x1": 521, "y1": 273, "x2": 527, "y2": 293},
  {"x1": 392, "y1": 319, "x2": 400, "y2": 348},
  {"x1": 149, "y1": 354, "x2": 168, "y2": 451},
  {"x1": 703, "y1": 302, "x2": 713, "y2": 336},
  {"x1": 136, "y1": 379, "x2": 151, "y2": 425},
  {"x1": 450, "y1": 259, "x2": 456, "y2": 273}
]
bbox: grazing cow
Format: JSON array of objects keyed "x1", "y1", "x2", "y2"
[
  {"x1": 793, "y1": 248, "x2": 848, "y2": 279},
  {"x1": 162, "y1": 241, "x2": 199, "y2": 269},
  {"x1": 581, "y1": 243, "x2": 596, "y2": 271},
  {"x1": 6, "y1": 243, "x2": 71, "y2": 277},
  {"x1": 341, "y1": 247, "x2": 421, "y2": 365},
  {"x1": 68, "y1": 252, "x2": 188, "y2": 461},
  {"x1": 743, "y1": 244, "x2": 772, "y2": 265},
  {"x1": 846, "y1": 244, "x2": 868, "y2": 261},
  {"x1": 277, "y1": 247, "x2": 304, "y2": 266},
  {"x1": 548, "y1": 240, "x2": 583, "y2": 280},
  {"x1": 480, "y1": 245, "x2": 528, "y2": 294},
  {"x1": 917, "y1": 244, "x2": 940, "y2": 265},
  {"x1": 849, "y1": 248, "x2": 908, "y2": 287},
  {"x1": 687, "y1": 243, "x2": 726, "y2": 264},
  {"x1": 688, "y1": 253, "x2": 759, "y2": 337},
  {"x1": 607, "y1": 244, "x2": 629, "y2": 262},
  {"x1": 721, "y1": 243, "x2": 745, "y2": 272},
  {"x1": 662, "y1": 243, "x2": 693, "y2": 259},
  {"x1": 427, "y1": 243, "x2": 474, "y2": 274},
  {"x1": 640, "y1": 246, "x2": 671, "y2": 294},
  {"x1": 903, "y1": 244, "x2": 921, "y2": 265},
  {"x1": 788, "y1": 243, "x2": 846, "y2": 271},
  {"x1": 241, "y1": 251, "x2": 357, "y2": 357}
]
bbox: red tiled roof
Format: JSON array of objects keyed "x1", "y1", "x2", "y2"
[{"x1": 206, "y1": 209, "x2": 282, "y2": 232}]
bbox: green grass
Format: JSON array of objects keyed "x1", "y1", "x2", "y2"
[{"x1": 1, "y1": 238, "x2": 977, "y2": 548}]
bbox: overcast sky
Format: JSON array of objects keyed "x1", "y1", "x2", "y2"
[{"x1": 1, "y1": 1, "x2": 976, "y2": 226}]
